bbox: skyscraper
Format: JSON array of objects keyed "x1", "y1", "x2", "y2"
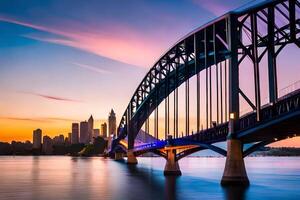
[
  {"x1": 71, "y1": 123, "x2": 79, "y2": 144},
  {"x1": 108, "y1": 109, "x2": 116, "y2": 137},
  {"x1": 93, "y1": 129, "x2": 100, "y2": 138},
  {"x1": 101, "y1": 122, "x2": 108, "y2": 138},
  {"x1": 68, "y1": 132, "x2": 72, "y2": 144},
  {"x1": 33, "y1": 129, "x2": 42, "y2": 149},
  {"x1": 53, "y1": 134, "x2": 64, "y2": 145},
  {"x1": 42, "y1": 135, "x2": 53, "y2": 155},
  {"x1": 88, "y1": 115, "x2": 94, "y2": 143},
  {"x1": 80, "y1": 121, "x2": 89, "y2": 144}
]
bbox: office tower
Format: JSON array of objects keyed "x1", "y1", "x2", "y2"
[
  {"x1": 33, "y1": 129, "x2": 42, "y2": 149},
  {"x1": 88, "y1": 115, "x2": 94, "y2": 143},
  {"x1": 53, "y1": 134, "x2": 64, "y2": 145},
  {"x1": 71, "y1": 123, "x2": 79, "y2": 144},
  {"x1": 80, "y1": 121, "x2": 89, "y2": 144},
  {"x1": 42, "y1": 135, "x2": 53, "y2": 155},
  {"x1": 68, "y1": 132, "x2": 72, "y2": 143},
  {"x1": 59, "y1": 134, "x2": 64, "y2": 144},
  {"x1": 108, "y1": 109, "x2": 116, "y2": 137},
  {"x1": 101, "y1": 122, "x2": 107, "y2": 138},
  {"x1": 93, "y1": 129, "x2": 100, "y2": 138}
]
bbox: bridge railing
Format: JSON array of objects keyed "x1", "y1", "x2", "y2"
[{"x1": 279, "y1": 80, "x2": 300, "y2": 98}]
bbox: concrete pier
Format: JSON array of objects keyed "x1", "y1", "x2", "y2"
[
  {"x1": 127, "y1": 150, "x2": 138, "y2": 165},
  {"x1": 114, "y1": 152, "x2": 124, "y2": 160},
  {"x1": 164, "y1": 149, "x2": 181, "y2": 176},
  {"x1": 221, "y1": 139, "x2": 249, "y2": 186}
]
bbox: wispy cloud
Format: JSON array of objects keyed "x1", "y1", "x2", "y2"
[
  {"x1": 0, "y1": 15, "x2": 162, "y2": 67},
  {"x1": 192, "y1": 0, "x2": 232, "y2": 16},
  {"x1": 0, "y1": 117, "x2": 77, "y2": 123},
  {"x1": 71, "y1": 62, "x2": 111, "y2": 74},
  {"x1": 19, "y1": 91, "x2": 83, "y2": 103},
  {"x1": 0, "y1": 117, "x2": 49, "y2": 123}
]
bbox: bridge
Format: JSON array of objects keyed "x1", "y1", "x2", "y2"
[{"x1": 110, "y1": 0, "x2": 300, "y2": 185}]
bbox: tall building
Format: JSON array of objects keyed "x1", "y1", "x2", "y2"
[
  {"x1": 108, "y1": 109, "x2": 116, "y2": 137},
  {"x1": 53, "y1": 134, "x2": 64, "y2": 145},
  {"x1": 42, "y1": 135, "x2": 53, "y2": 155},
  {"x1": 88, "y1": 115, "x2": 94, "y2": 143},
  {"x1": 33, "y1": 129, "x2": 42, "y2": 149},
  {"x1": 93, "y1": 129, "x2": 100, "y2": 138},
  {"x1": 101, "y1": 122, "x2": 107, "y2": 138},
  {"x1": 68, "y1": 132, "x2": 72, "y2": 143},
  {"x1": 65, "y1": 133, "x2": 71, "y2": 145},
  {"x1": 71, "y1": 123, "x2": 79, "y2": 144},
  {"x1": 80, "y1": 121, "x2": 89, "y2": 144}
]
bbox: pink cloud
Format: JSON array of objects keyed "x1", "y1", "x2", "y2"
[
  {"x1": 0, "y1": 15, "x2": 165, "y2": 67},
  {"x1": 71, "y1": 62, "x2": 111, "y2": 74},
  {"x1": 0, "y1": 117, "x2": 49, "y2": 122},
  {"x1": 0, "y1": 117, "x2": 77, "y2": 122},
  {"x1": 19, "y1": 91, "x2": 83, "y2": 103}
]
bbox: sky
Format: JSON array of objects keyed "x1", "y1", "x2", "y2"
[{"x1": 0, "y1": 0, "x2": 300, "y2": 146}]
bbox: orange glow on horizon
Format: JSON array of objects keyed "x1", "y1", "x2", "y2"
[{"x1": 0, "y1": 118, "x2": 107, "y2": 143}]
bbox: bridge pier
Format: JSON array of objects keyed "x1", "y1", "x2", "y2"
[
  {"x1": 221, "y1": 139, "x2": 249, "y2": 186},
  {"x1": 164, "y1": 149, "x2": 181, "y2": 176},
  {"x1": 127, "y1": 150, "x2": 138, "y2": 165},
  {"x1": 114, "y1": 152, "x2": 124, "y2": 160}
]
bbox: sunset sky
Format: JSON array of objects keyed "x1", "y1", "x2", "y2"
[{"x1": 0, "y1": 0, "x2": 300, "y2": 146}]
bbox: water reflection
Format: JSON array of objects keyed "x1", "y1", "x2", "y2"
[
  {"x1": 222, "y1": 185, "x2": 248, "y2": 200},
  {"x1": 165, "y1": 176, "x2": 178, "y2": 200},
  {"x1": 0, "y1": 157, "x2": 299, "y2": 200}
]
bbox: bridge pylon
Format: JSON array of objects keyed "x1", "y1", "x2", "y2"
[
  {"x1": 127, "y1": 150, "x2": 138, "y2": 165},
  {"x1": 114, "y1": 152, "x2": 124, "y2": 160},
  {"x1": 164, "y1": 136, "x2": 181, "y2": 176},
  {"x1": 164, "y1": 148, "x2": 181, "y2": 176},
  {"x1": 221, "y1": 139, "x2": 249, "y2": 186}
]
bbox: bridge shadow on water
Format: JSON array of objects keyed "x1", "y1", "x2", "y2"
[
  {"x1": 222, "y1": 185, "x2": 249, "y2": 200},
  {"x1": 115, "y1": 160, "x2": 249, "y2": 200}
]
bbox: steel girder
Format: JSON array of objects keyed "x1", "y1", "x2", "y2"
[{"x1": 114, "y1": 0, "x2": 300, "y2": 151}]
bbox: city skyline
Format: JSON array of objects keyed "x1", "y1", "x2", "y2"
[{"x1": 1, "y1": 0, "x2": 300, "y2": 147}]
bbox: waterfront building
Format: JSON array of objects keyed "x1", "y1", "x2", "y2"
[
  {"x1": 71, "y1": 123, "x2": 79, "y2": 144},
  {"x1": 88, "y1": 115, "x2": 94, "y2": 143},
  {"x1": 33, "y1": 129, "x2": 42, "y2": 149},
  {"x1": 80, "y1": 121, "x2": 89, "y2": 144},
  {"x1": 101, "y1": 122, "x2": 107, "y2": 138},
  {"x1": 53, "y1": 134, "x2": 64, "y2": 145},
  {"x1": 108, "y1": 109, "x2": 116, "y2": 137},
  {"x1": 93, "y1": 129, "x2": 100, "y2": 138},
  {"x1": 42, "y1": 136, "x2": 53, "y2": 155},
  {"x1": 68, "y1": 133, "x2": 72, "y2": 143}
]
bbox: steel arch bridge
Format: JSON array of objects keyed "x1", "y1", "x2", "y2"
[{"x1": 111, "y1": 0, "x2": 300, "y2": 185}]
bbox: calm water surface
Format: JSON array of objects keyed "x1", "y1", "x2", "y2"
[{"x1": 0, "y1": 156, "x2": 299, "y2": 200}]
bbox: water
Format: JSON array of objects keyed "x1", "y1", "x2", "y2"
[{"x1": 0, "y1": 156, "x2": 299, "y2": 200}]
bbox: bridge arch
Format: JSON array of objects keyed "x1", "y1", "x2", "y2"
[{"x1": 111, "y1": 0, "x2": 300, "y2": 185}]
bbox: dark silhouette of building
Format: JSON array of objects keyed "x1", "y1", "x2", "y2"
[
  {"x1": 33, "y1": 129, "x2": 42, "y2": 149},
  {"x1": 108, "y1": 109, "x2": 116, "y2": 137},
  {"x1": 88, "y1": 115, "x2": 94, "y2": 143},
  {"x1": 53, "y1": 134, "x2": 64, "y2": 145},
  {"x1": 101, "y1": 122, "x2": 107, "y2": 138},
  {"x1": 42, "y1": 135, "x2": 53, "y2": 155},
  {"x1": 80, "y1": 121, "x2": 89, "y2": 144},
  {"x1": 93, "y1": 129, "x2": 100, "y2": 138},
  {"x1": 71, "y1": 123, "x2": 79, "y2": 144}
]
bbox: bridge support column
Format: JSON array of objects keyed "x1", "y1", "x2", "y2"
[
  {"x1": 221, "y1": 139, "x2": 249, "y2": 186},
  {"x1": 114, "y1": 152, "x2": 124, "y2": 160},
  {"x1": 127, "y1": 150, "x2": 138, "y2": 165},
  {"x1": 164, "y1": 149, "x2": 181, "y2": 176}
]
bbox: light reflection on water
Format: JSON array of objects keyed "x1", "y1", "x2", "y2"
[{"x1": 0, "y1": 156, "x2": 299, "y2": 200}]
